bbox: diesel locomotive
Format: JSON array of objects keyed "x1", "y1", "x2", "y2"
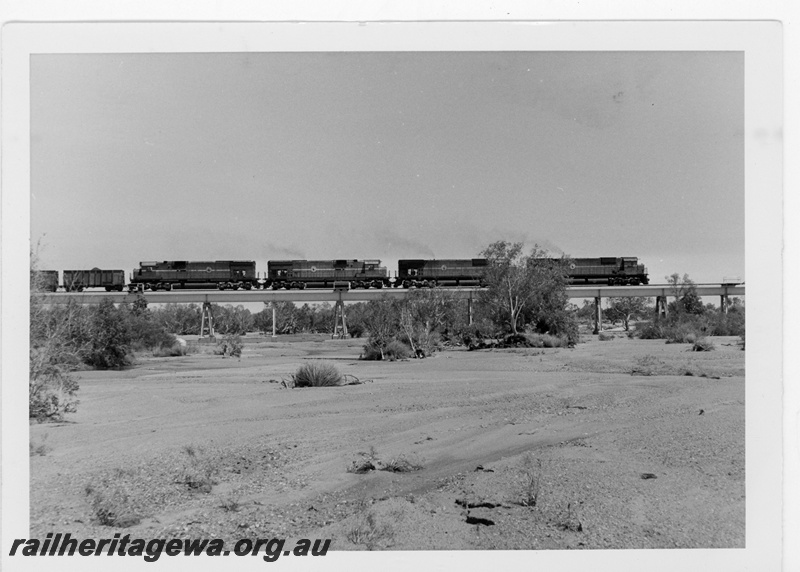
[{"x1": 266, "y1": 259, "x2": 389, "y2": 290}]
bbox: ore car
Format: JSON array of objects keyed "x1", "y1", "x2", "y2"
[
  {"x1": 396, "y1": 259, "x2": 488, "y2": 288},
  {"x1": 567, "y1": 257, "x2": 649, "y2": 285},
  {"x1": 266, "y1": 259, "x2": 389, "y2": 289},
  {"x1": 33, "y1": 270, "x2": 60, "y2": 292},
  {"x1": 129, "y1": 260, "x2": 258, "y2": 291},
  {"x1": 63, "y1": 269, "x2": 126, "y2": 292}
]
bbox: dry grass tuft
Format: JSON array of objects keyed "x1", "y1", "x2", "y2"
[
  {"x1": 378, "y1": 454, "x2": 425, "y2": 473},
  {"x1": 292, "y1": 362, "x2": 343, "y2": 387},
  {"x1": 345, "y1": 510, "x2": 394, "y2": 550},
  {"x1": 518, "y1": 452, "x2": 543, "y2": 507},
  {"x1": 175, "y1": 445, "x2": 218, "y2": 493},
  {"x1": 84, "y1": 470, "x2": 142, "y2": 527}
]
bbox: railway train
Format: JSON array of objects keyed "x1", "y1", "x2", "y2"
[{"x1": 34, "y1": 256, "x2": 649, "y2": 292}]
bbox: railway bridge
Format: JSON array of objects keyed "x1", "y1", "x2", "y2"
[{"x1": 35, "y1": 283, "x2": 745, "y2": 338}]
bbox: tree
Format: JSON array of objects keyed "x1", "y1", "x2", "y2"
[
  {"x1": 84, "y1": 299, "x2": 132, "y2": 368},
  {"x1": 30, "y1": 246, "x2": 84, "y2": 421},
  {"x1": 478, "y1": 241, "x2": 572, "y2": 336},
  {"x1": 666, "y1": 273, "x2": 704, "y2": 315},
  {"x1": 359, "y1": 297, "x2": 402, "y2": 359},
  {"x1": 398, "y1": 288, "x2": 460, "y2": 356},
  {"x1": 606, "y1": 297, "x2": 651, "y2": 331}
]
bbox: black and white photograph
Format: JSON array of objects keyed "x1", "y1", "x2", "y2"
[{"x1": 1, "y1": 8, "x2": 789, "y2": 572}]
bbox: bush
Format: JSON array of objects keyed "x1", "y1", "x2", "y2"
[
  {"x1": 292, "y1": 362, "x2": 343, "y2": 387},
  {"x1": 361, "y1": 339, "x2": 411, "y2": 361},
  {"x1": 216, "y1": 334, "x2": 243, "y2": 358},
  {"x1": 83, "y1": 300, "x2": 132, "y2": 369},
  {"x1": 692, "y1": 337, "x2": 715, "y2": 352},
  {"x1": 525, "y1": 333, "x2": 568, "y2": 348},
  {"x1": 85, "y1": 472, "x2": 142, "y2": 527}
]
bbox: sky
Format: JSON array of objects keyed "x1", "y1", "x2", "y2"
[{"x1": 30, "y1": 51, "x2": 744, "y2": 284}]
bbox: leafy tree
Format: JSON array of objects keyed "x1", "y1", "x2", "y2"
[
  {"x1": 84, "y1": 299, "x2": 132, "y2": 368},
  {"x1": 478, "y1": 241, "x2": 573, "y2": 337},
  {"x1": 398, "y1": 288, "x2": 462, "y2": 356},
  {"x1": 666, "y1": 273, "x2": 704, "y2": 315},
  {"x1": 359, "y1": 297, "x2": 402, "y2": 359},
  {"x1": 606, "y1": 297, "x2": 651, "y2": 331},
  {"x1": 253, "y1": 301, "x2": 301, "y2": 335}
]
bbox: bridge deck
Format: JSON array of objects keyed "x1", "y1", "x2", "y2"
[{"x1": 35, "y1": 284, "x2": 745, "y2": 304}]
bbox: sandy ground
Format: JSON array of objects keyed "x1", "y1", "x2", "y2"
[{"x1": 29, "y1": 333, "x2": 745, "y2": 551}]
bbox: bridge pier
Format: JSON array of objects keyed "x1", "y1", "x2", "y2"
[
  {"x1": 720, "y1": 294, "x2": 729, "y2": 314},
  {"x1": 593, "y1": 296, "x2": 602, "y2": 334},
  {"x1": 468, "y1": 296, "x2": 474, "y2": 326},
  {"x1": 271, "y1": 303, "x2": 277, "y2": 339},
  {"x1": 199, "y1": 302, "x2": 215, "y2": 341},
  {"x1": 331, "y1": 300, "x2": 349, "y2": 339},
  {"x1": 331, "y1": 285, "x2": 349, "y2": 339},
  {"x1": 655, "y1": 296, "x2": 668, "y2": 318}
]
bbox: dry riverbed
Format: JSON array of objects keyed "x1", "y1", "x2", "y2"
[{"x1": 29, "y1": 333, "x2": 745, "y2": 551}]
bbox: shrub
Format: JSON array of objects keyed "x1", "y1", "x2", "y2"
[
  {"x1": 525, "y1": 333, "x2": 567, "y2": 348},
  {"x1": 292, "y1": 362, "x2": 343, "y2": 387},
  {"x1": 518, "y1": 453, "x2": 543, "y2": 507},
  {"x1": 175, "y1": 445, "x2": 217, "y2": 493},
  {"x1": 346, "y1": 511, "x2": 394, "y2": 550},
  {"x1": 80, "y1": 300, "x2": 132, "y2": 368},
  {"x1": 597, "y1": 332, "x2": 614, "y2": 341},
  {"x1": 692, "y1": 337, "x2": 715, "y2": 352},
  {"x1": 85, "y1": 473, "x2": 141, "y2": 527},
  {"x1": 216, "y1": 334, "x2": 243, "y2": 358},
  {"x1": 378, "y1": 454, "x2": 424, "y2": 473},
  {"x1": 361, "y1": 339, "x2": 411, "y2": 361}
]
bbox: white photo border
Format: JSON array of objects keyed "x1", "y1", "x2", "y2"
[{"x1": 1, "y1": 19, "x2": 783, "y2": 572}]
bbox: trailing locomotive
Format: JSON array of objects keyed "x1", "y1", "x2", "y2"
[
  {"x1": 266, "y1": 259, "x2": 389, "y2": 290},
  {"x1": 567, "y1": 257, "x2": 649, "y2": 285},
  {"x1": 397, "y1": 259, "x2": 488, "y2": 288},
  {"x1": 396, "y1": 256, "x2": 648, "y2": 287},
  {"x1": 129, "y1": 260, "x2": 258, "y2": 291}
]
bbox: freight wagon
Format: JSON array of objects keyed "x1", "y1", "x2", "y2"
[
  {"x1": 129, "y1": 260, "x2": 258, "y2": 291},
  {"x1": 63, "y1": 269, "x2": 126, "y2": 292},
  {"x1": 33, "y1": 270, "x2": 60, "y2": 292},
  {"x1": 266, "y1": 259, "x2": 389, "y2": 289},
  {"x1": 397, "y1": 259, "x2": 488, "y2": 288}
]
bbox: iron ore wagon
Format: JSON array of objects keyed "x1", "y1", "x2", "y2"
[
  {"x1": 63, "y1": 269, "x2": 126, "y2": 292},
  {"x1": 33, "y1": 270, "x2": 60, "y2": 292}
]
